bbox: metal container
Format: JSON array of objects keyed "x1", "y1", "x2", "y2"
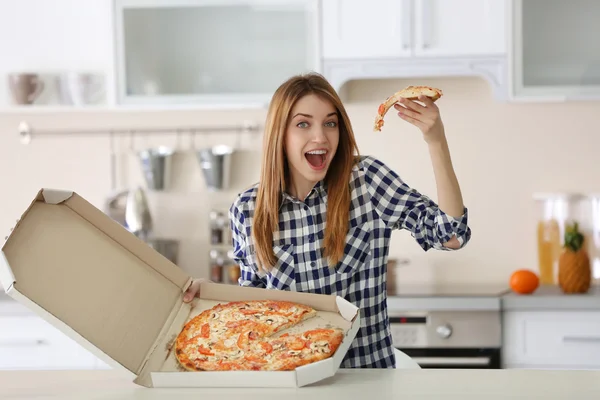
[
  {"x1": 124, "y1": 187, "x2": 152, "y2": 240},
  {"x1": 197, "y1": 145, "x2": 234, "y2": 191},
  {"x1": 138, "y1": 146, "x2": 174, "y2": 191}
]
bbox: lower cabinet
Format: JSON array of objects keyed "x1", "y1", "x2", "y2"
[
  {"x1": 0, "y1": 314, "x2": 105, "y2": 370},
  {"x1": 502, "y1": 310, "x2": 600, "y2": 370}
]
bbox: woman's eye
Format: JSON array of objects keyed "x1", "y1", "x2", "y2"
[
  {"x1": 325, "y1": 121, "x2": 337, "y2": 127},
  {"x1": 297, "y1": 121, "x2": 309, "y2": 128}
]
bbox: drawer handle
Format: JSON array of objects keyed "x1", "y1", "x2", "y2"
[
  {"x1": 563, "y1": 336, "x2": 600, "y2": 343},
  {"x1": 0, "y1": 339, "x2": 48, "y2": 347}
]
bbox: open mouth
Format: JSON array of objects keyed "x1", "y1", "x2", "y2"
[{"x1": 305, "y1": 149, "x2": 327, "y2": 169}]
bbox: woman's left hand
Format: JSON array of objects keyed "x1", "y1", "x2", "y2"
[{"x1": 394, "y1": 95, "x2": 445, "y2": 144}]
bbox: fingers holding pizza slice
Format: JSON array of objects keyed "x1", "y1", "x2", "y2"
[{"x1": 373, "y1": 85, "x2": 443, "y2": 131}]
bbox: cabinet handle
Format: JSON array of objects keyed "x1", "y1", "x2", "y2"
[
  {"x1": 0, "y1": 339, "x2": 49, "y2": 347},
  {"x1": 420, "y1": 0, "x2": 432, "y2": 49},
  {"x1": 401, "y1": 0, "x2": 412, "y2": 50},
  {"x1": 563, "y1": 336, "x2": 600, "y2": 343}
]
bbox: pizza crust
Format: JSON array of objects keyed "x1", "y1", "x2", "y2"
[{"x1": 373, "y1": 85, "x2": 443, "y2": 131}]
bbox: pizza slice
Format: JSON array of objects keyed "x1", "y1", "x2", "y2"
[{"x1": 373, "y1": 85, "x2": 443, "y2": 131}]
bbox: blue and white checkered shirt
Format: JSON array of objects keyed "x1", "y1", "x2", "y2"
[{"x1": 229, "y1": 155, "x2": 471, "y2": 368}]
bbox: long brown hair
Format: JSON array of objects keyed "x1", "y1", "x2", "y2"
[{"x1": 253, "y1": 72, "x2": 360, "y2": 272}]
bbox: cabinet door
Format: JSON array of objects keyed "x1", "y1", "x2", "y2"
[
  {"x1": 503, "y1": 311, "x2": 600, "y2": 369},
  {"x1": 115, "y1": 0, "x2": 320, "y2": 107},
  {"x1": 511, "y1": 0, "x2": 600, "y2": 100},
  {"x1": 0, "y1": 316, "x2": 98, "y2": 370},
  {"x1": 321, "y1": 0, "x2": 413, "y2": 60},
  {"x1": 413, "y1": 0, "x2": 506, "y2": 57}
]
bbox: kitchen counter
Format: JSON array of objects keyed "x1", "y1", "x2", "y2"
[
  {"x1": 0, "y1": 369, "x2": 599, "y2": 399},
  {"x1": 387, "y1": 283, "x2": 509, "y2": 311},
  {"x1": 502, "y1": 284, "x2": 600, "y2": 311}
]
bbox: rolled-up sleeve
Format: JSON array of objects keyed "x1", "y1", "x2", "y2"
[
  {"x1": 362, "y1": 156, "x2": 471, "y2": 251},
  {"x1": 229, "y1": 202, "x2": 266, "y2": 288}
]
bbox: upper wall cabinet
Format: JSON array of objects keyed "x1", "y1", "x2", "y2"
[
  {"x1": 114, "y1": 0, "x2": 321, "y2": 108},
  {"x1": 321, "y1": 0, "x2": 508, "y2": 99},
  {"x1": 509, "y1": 0, "x2": 600, "y2": 101}
]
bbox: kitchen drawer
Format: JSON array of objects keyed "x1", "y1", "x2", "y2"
[
  {"x1": 503, "y1": 311, "x2": 600, "y2": 368},
  {"x1": 0, "y1": 315, "x2": 98, "y2": 370}
]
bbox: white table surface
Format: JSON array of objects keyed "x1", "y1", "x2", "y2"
[{"x1": 1, "y1": 369, "x2": 599, "y2": 400}]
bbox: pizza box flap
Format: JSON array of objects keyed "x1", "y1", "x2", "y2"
[{"x1": 0, "y1": 188, "x2": 192, "y2": 376}]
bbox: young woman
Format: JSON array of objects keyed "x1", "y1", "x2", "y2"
[{"x1": 184, "y1": 72, "x2": 471, "y2": 369}]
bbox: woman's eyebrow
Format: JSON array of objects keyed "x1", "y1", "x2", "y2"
[{"x1": 292, "y1": 112, "x2": 337, "y2": 119}]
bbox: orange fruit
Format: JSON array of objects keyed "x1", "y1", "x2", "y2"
[{"x1": 509, "y1": 269, "x2": 540, "y2": 294}]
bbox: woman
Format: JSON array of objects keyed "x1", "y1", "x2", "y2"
[{"x1": 185, "y1": 72, "x2": 471, "y2": 369}]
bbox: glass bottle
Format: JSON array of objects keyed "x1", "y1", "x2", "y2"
[
  {"x1": 534, "y1": 193, "x2": 582, "y2": 285},
  {"x1": 576, "y1": 194, "x2": 600, "y2": 282}
]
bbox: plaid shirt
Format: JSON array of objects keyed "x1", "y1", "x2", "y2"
[{"x1": 229, "y1": 155, "x2": 471, "y2": 368}]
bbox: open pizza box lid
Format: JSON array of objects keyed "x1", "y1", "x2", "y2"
[{"x1": 0, "y1": 189, "x2": 360, "y2": 388}]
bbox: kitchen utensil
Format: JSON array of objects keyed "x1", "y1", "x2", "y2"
[
  {"x1": 8, "y1": 73, "x2": 45, "y2": 105},
  {"x1": 124, "y1": 187, "x2": 153, "y2": 240},
  {"x1": 138, "y1": 146, "x2": 174, "y2": 191},
  {"x1": 196, "y1": 145, "x2": 234, "y2": 191},
  {"x1": 57, "y1": 72, "x2": 105, "y2": 105},
  {"x1": 209, "y1": 210, "x2": 229, "y2": 245},
  {"x1": 104, "y1": 189, "x2": 129, "y2": 227},
  {"x1": 146, "y1": 238, "x2": 179, "y2": 265}
]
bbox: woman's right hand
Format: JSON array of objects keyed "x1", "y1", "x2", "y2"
[{"x1": 183, "y1": 278, "x2": 211, "y2": 303}]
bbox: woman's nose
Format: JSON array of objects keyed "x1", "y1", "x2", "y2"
[{"x1": 312, "y1": 127, "x2": 327, "y2": 142}]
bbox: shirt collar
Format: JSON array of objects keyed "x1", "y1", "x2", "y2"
[{"x1": 279, "y1": 180, "x2": 327, "y2": 210}]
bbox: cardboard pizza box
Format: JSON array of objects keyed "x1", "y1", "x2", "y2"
[{"x1": 0, "y1": 188, "x2": 360, "y2": 388}]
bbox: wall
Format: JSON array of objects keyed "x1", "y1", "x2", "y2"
[{"x1": 2, "y1": 75, "x2": 600, "y2": 286}]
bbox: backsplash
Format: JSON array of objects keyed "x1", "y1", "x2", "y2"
[{"x1": 2, "y1": 76, "x2": 600, "y2": 285}]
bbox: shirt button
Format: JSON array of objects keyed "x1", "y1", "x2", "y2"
[{"x1": 310, "y1": 262, "x2": 316, "y2": 268}]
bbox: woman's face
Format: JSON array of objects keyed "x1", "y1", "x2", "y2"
[{"x1": 284, "y1": 94, "x2": 340, "y2": 196}]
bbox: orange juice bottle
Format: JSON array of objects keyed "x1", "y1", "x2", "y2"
[{"x1": 537, "y1": 218, "x2": 560, "y2": 285}]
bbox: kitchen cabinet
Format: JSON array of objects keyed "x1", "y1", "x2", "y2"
[
  {"x1": 0, "y1": 313, "x2": 101, "y2": 370},
  {"x1": 114, "y1": 0, "x2": 321, "y2": 108},
  {"x1": 321, "y1": 0, "x2": 508, "y2": 99},
  {"x1": 502, "y1": 310, "x2": 600, "y2": 370},
  {"x1": 509, "y1": 0, "x2": 600, "y2": 101},
  {"x1": 413, "y1": 0, "x2": 506, "y2": 57},
  {"x1": 322, "y1": 0, "x2": 505, "y2": 60},
  {"x1": 321, "y1": 0, "x2": 412, "y2": 60}
]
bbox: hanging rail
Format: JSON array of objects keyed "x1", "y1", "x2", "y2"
[{"x1": 17, "y1": 120, "x2": 261, "y2": 145}]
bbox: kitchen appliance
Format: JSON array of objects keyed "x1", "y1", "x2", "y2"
[
  {"x1": 196, "y1": 145, "x2": 234, "y2": 191},
  {"x1": 388, "y1": 284, "x2": 508, "y2": 369},
  {"x1": 138, "y1": 146, "x2": 174, "y2": 191}
]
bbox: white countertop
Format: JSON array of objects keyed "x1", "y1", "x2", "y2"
[
  {"x1": 1, "y1": 369, "x2": 599, "y2": 399},
  {"x1": 502, "y1": 284, "x2": 600, "y2": 310}
]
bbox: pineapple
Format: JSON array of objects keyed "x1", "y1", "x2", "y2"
[{"x1": 558, "y1": 222, "x2": 591, "y2": 294}]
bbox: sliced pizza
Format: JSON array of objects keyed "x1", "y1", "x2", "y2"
[
  {"x1": 174, "y1": 300, "x2": 343, "y2": 372},
  {"x1": 374, "y1": 85, "x2": 443, "y2": 131}
]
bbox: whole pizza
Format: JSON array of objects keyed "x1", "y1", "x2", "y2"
[{"x1": 174, "y1": 300, "x2": 345, "y2": 371}]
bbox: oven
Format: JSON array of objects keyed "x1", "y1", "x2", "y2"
[{"x1": 390, "y1": 310, "x2": 502, "y2": 369}]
